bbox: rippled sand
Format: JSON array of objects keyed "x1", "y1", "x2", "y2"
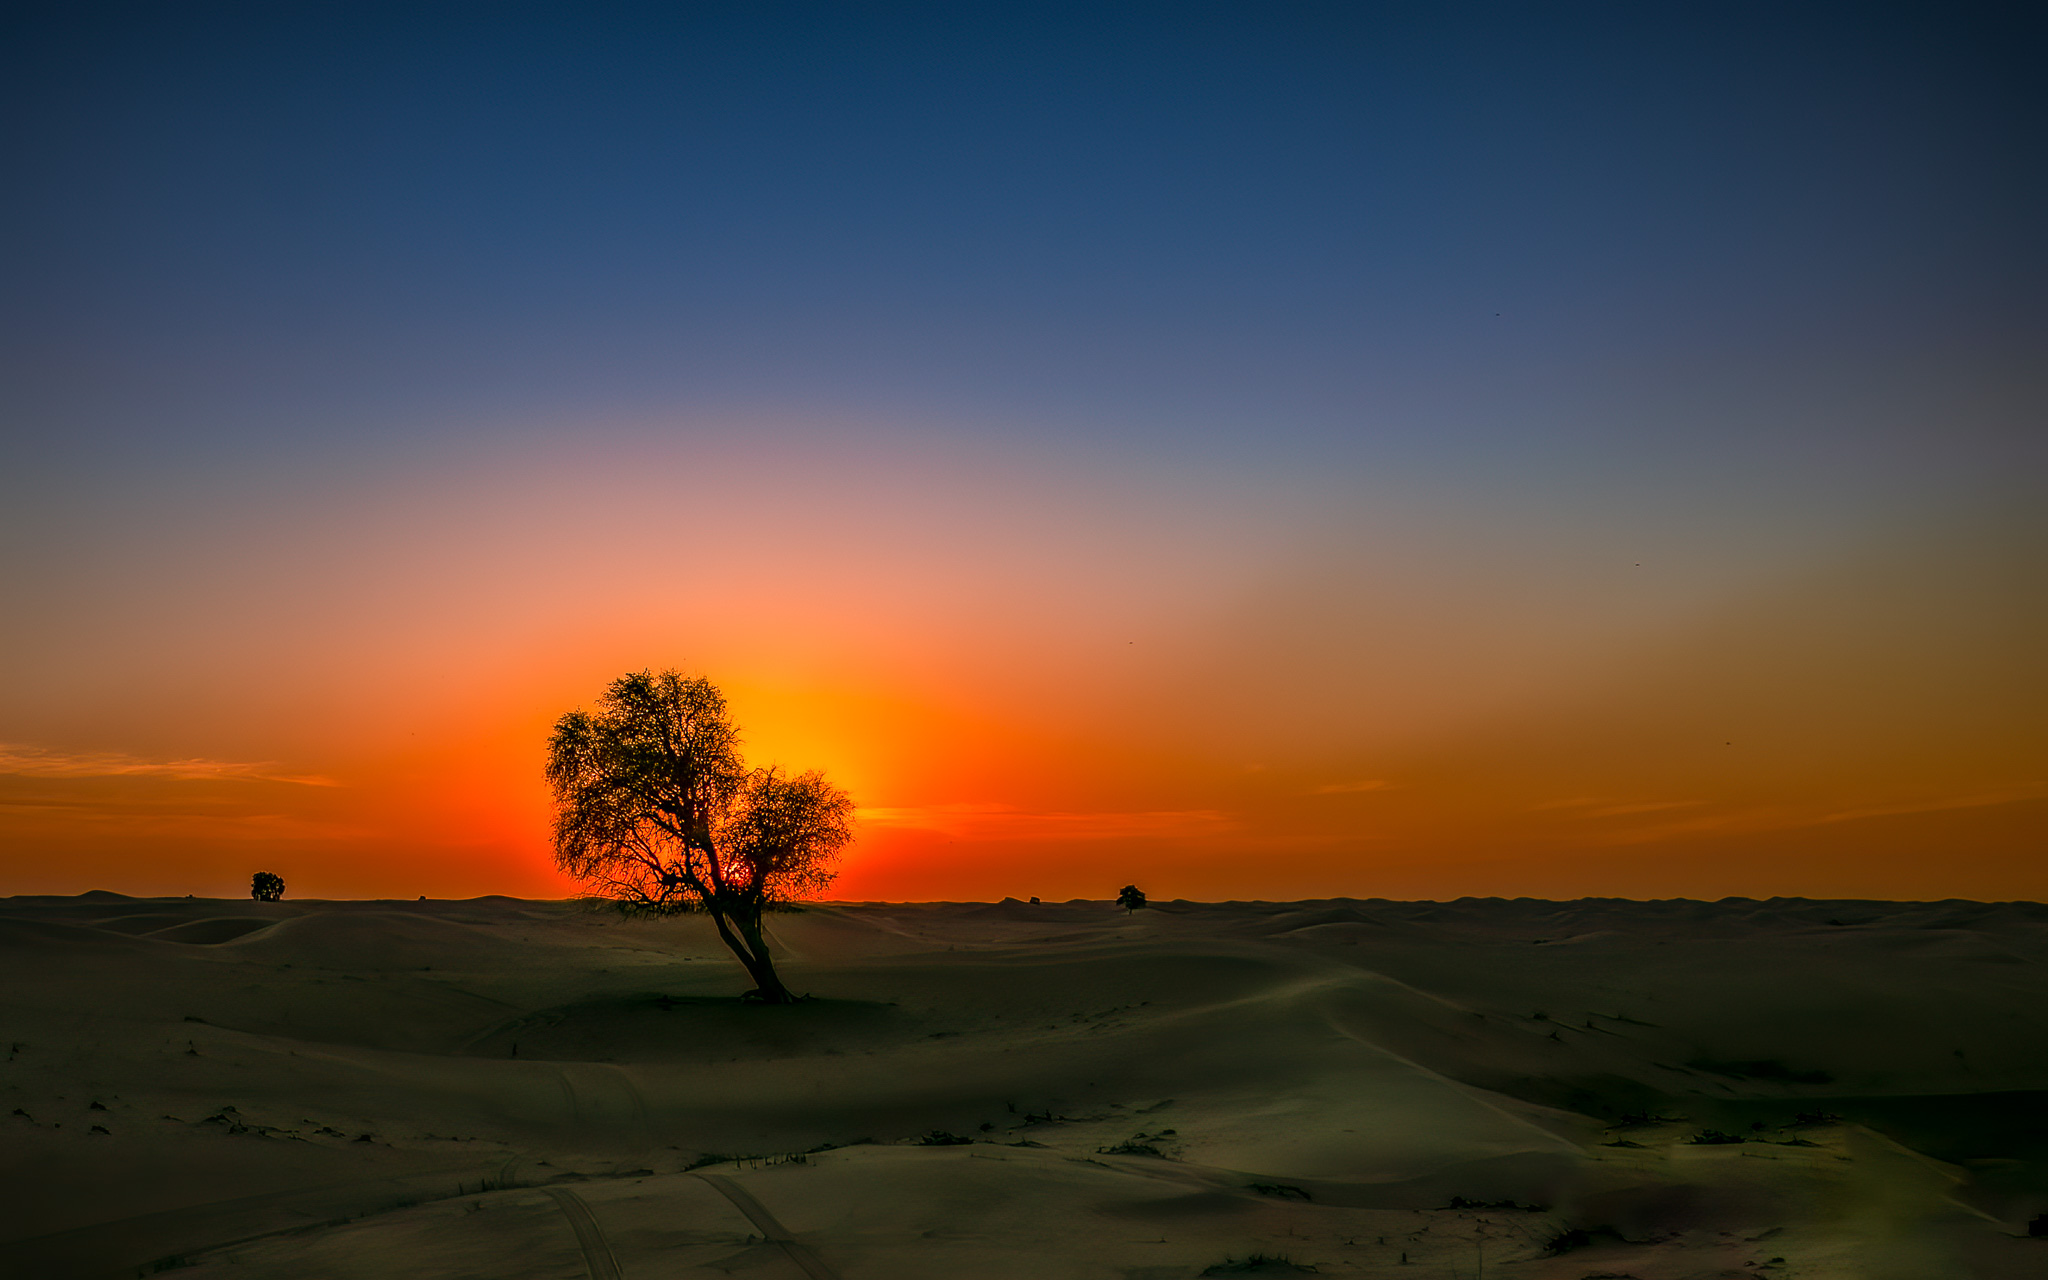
[{"x1": 4, "y1": 892, "x2": 2045, "y2": 1278}]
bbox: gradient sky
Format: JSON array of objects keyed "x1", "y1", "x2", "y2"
[{"x1": 3, "y1": 2, "x2": 2042, "y2": 902}]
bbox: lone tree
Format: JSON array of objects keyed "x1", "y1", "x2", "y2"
[
  {"x1": 251, "y1": 871, "x2": 285, "y2": 901},
  {"x1": 1117, "y1": 884, "x2": 1146, "y2": 913},
  {"x1": 545, "y1": 669, "x2": 853, "y2": 1003}
]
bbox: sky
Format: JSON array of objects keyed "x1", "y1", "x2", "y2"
[{"x1": 2, "y1": 1, "x2": 2042, "y2": 902}]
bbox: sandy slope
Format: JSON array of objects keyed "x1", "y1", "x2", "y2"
[{"x1": 2, "y1": 893, "x2": 2045, "y2": 1278}]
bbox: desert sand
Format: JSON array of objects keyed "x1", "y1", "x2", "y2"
[{"x1": 3, "y1": 892, "x2": 2045, "y2": 1279}]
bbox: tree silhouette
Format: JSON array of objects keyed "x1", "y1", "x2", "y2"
[
  {"x1": 250, "y1": 871, "x2": 285, "y2": 901},
  {"x1": 1117, "y1": 884, "x2": 1146, "y2": 913},
  {"x1": 545, "y1": 669, "x2": 852, "y2": 1003}
]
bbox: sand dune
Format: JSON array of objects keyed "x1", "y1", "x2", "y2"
[{"x1": 2, "y1": 893, "x2": 2044, "y2": 1277}]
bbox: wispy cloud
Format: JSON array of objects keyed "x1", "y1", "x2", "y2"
[
  {"x1": 1564, "y1": 784, "x2": 2048, "y2": 848},
  {"x1": 1308, "y1": 779, "x2": 1394, "y2": 795},
  {"x1": 1817, "y1": 784, "x2": 2046, "y2": 825},
  {"x1": 1577, "y1": 806, "x2": 1787, "y2": 845},
  {"x1": 858, "y1": 804, "x2": 1231, "y2": 841},
  {"x1": 1587, "y1": 799, "x2": 1708, "y2": 818},
  {"x1": 1532, "y1": 796, "x2": 1707, "y2": 818},
  {"x1": 0, "y1": 744, "x2": 338, "y2": 787},
  {"x1": 0, "y1": 797, "x2": 370, "y2": 841}
]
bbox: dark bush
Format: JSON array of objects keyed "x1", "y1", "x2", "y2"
[
  {"x1": 1445, "y1": 1196, "x2": 1547, "y2": 1211},
  {"x1": 1200, "y1": 1254, "x2": 1316, "y2": 1275},
  {"x1": 1542, "y1": 1224, "x2": 1628, "y2": 1254},
  {"x1": 1687, "y1": 1058, "x2": 1833, "y2": 1085}
]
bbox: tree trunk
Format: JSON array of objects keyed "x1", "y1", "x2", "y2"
[
  {"x1": 705, "y1": 897, "x2": 797, "y2": 1003},
  {"x1": 732, "y1": 908, "x2": 795, "y2": 1003}
]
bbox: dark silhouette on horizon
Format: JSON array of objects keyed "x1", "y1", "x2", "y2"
[
  {"x1": 250, "y1": 871, "x2": 285, "y2": 901},
  {"x1": 545, "y1": 669, "x2": 852, "y2": 1004}
]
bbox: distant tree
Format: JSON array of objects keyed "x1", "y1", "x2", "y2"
[
  {"x1": 545, "y1": 669, "x2": 853, "y2": 1004},
  {"x1": 251, "y1": 871, "x2": 285, "y2": 901},
  {"x1": 1117, "y1": 884, "x2": 1146, "y2": 913}
]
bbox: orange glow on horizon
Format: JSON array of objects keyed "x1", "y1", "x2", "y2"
[{"x1": 2, "y1": 437, "x2": 2040, "y2": 904}]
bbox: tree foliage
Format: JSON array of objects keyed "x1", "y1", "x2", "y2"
[
  {"x1": 251, "y1": 871, "x2": 285, "y2": 901},
  {"x1": 545, "y1": 669, "x2": 852, "y2": 1002},
  {"x1": 1117, "y1": 884, "x2": 1147, "y2": 913}
]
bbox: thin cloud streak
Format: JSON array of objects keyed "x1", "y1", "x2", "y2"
[
  {"x1": 1308, "y1": 780, "x2": 1395, "y2": 795},
  {"x1": 858, "y1": 804, "x2": 1231, "y2": 841},
  {"x1": 0, "y1": 744, "x2": 338, "y2": 788},
  {"x1": 1575, "y1": 786, "x2": 2047, "y2": 848},
  {"x1": 1816, "y1": 786, "x2": 2047, "y2": 826},
  {"x1": 1532, "y1": 797, "x2": 1709, "y2": 817}
]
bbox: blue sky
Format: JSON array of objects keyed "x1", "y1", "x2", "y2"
[{"x1": 2, "y1": 2, "x2": 2042, "y2": 899}]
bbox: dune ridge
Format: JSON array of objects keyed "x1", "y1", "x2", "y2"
[{"x1": 2, "y1": 893, "x2": 2043, "y2": 1277}]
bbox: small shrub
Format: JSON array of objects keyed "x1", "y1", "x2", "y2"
[
  {"x1": 1687, "y1": 1058, "x2": 1833, "y2": 1085},
  {"x1": 250, "y1": 872, "x2": 285, "y2": 902},
  {"x1": 1688, "y1": 1129, "x2": 1746, "y2": 1145},
  {"x1": 1542, "y1": 1225, "x2": 1629, "y2": 1255},
  {"x1": 1445, "y1": 1195, "x2": 1547, "y2": 1211},
  {"x1": 1200, "y1": 1253, "x2": 1317, "y2": 1276}
]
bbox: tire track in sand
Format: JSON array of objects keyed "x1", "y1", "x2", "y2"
[
  {"x1": 543, "y1": 1186, "x2": 623, "y2": 1280},
  {"x1": 599, "y1": 1061, "x2": 649, "y2": 1127},
  {"x1": 553, "y1": 1062, "x2": 649, "y2": 1130},
  {"x1": 693, "y1": 1173, "x2": 839, "y2": 1280}
]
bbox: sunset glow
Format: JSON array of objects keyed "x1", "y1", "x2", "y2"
[{"x1": 2, "y1": 5, "x2": 2039, "y2": 903}]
